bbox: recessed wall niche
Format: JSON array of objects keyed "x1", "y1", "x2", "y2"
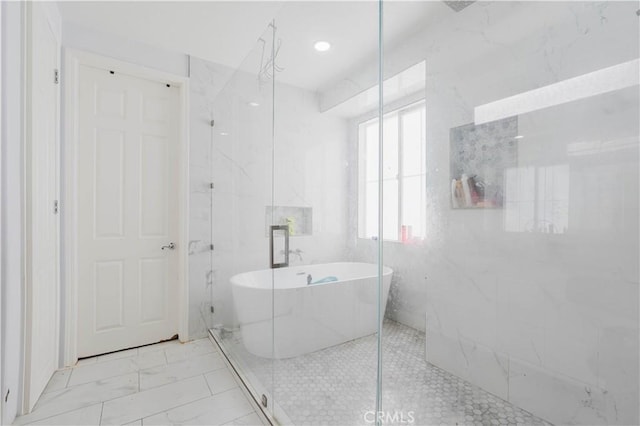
[
  {"x1": 265, "y1": 206, "x2": 313, "y2": 236},
  {"x1": 450, "y1": 116, "x2": 518, "y2": 209}
]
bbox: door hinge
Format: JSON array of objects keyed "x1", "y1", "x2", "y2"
[
  {"x1": 54, "y1": 200, "x2": 59, "y2": 214},
  {"x1": 54, "y1": 69, "x2": 59, "y2": 84},
  {"x1": 210, "y1": 244, "x2": 214, "y2": 251},
  {"x1": 210, "y1": 119, "x2": 215, "y2": 127}
]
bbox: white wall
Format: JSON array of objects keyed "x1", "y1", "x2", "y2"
[
  {"x1": 339, "y1": 2, "x2": 639, "y2": 425},
  {"x1": 1, "y1": 2, "x2": 25, "y2": 423},
  {"x1": 62, "y1": 22, "x2": 188, "y2": 78}
]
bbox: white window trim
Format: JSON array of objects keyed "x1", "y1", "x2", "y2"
[{"x1": 357, "y1": 98, "x2": 426, "y2": 242}]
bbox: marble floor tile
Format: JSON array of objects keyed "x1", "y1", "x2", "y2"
[
  {"x1": 142, "y1": 388, "x2": 254, "y2": 426},
  {"x1": 14, "y1": 373, "x2": 138, "y2": 425},
  {"x1": 68, "y1": 351, "x2": 166, "y2": 387},
  {"x1": 43, "y1": 369, "x2": 72, "y2": 394},
  {"x1": 17, "y1": 339, "x2": 258, "y2": 426},
  {"x1": 222, "y1": 413, "x2": 265, "y2": 426},
  {"x1": 29, "y1": 403, "x2": 103, "y2": 426},
  {"x1": 165, "y1": 338, "x2": 216, "y2": 364},
  {"x1": 139, "y1": 352, "x2": 225, "y2": 391},
  {"x1": 205, "y1": 368, "x2": 238, "y2": 395},
  {"x1": 100, "y1": 375, "x2": 211, "y2": 425}
]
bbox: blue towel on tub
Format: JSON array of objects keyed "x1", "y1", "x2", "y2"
[{"x1": 310, "y1": 276, "x2": 338, "y2": 285}]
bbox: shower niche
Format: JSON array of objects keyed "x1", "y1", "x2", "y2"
[{"x1": 265, "y1": 206, "x2": 312, "y2": 237}]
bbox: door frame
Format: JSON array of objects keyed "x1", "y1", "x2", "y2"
[
  {"x1": 22, "y1": 1, "x2": 61, "y2": 413},
  {"x1": 63, "y1": 49, "x2": 190, "y2": 366},
  {"x1": 0, "y1": 1, "x2": 4, "y2": 421}
]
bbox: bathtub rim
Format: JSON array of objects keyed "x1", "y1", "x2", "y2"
[{"x1": 230, "y1": 261, "x2": 393, "y2": 290}]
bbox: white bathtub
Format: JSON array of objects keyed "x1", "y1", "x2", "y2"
[{"x1": 231, "y1": 262, "x2": 393, "y2": 359}]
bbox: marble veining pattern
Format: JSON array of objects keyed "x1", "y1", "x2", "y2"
[
  {"x1": 341, "y1": 3, "x2": 639, "y2": 424},
  {"x1": 190, "y1": 3, "x2": 637, "y2": 425},
  {"x1": 13, "y1": 339, "x2": 262, "y2": 426}
]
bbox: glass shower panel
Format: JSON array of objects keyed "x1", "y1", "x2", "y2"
[
  {"x1": 207, "y1": 22, "x2": 276, "y2": 418},
  {"x1": 381, "y1": 1, "x2": 639, "y2": 426},
  {"x1": 269, "y1": 2, "x2": 382, "y2": 424}
]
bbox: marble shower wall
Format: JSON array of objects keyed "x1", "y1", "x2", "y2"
[
  {"x1": 204, "y1": 54, "x2": 351, "y2": 333},
  {"x1": 342, "y1": 2, "x2": 639, "y2": 425}
]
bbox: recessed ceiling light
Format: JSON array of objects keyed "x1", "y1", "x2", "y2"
[
  {"x1": 248, "y1": 102, "x2": 260, "y2": 107},
  {"x1": 220, "y1": 132, "x2": 229, "y2": 136},
  {"x1": 514, "y1": 135, "x2": 524, "y2": 139},
  {"x1": 314, "y1": 41, "x2": 331, "y2": 52}
]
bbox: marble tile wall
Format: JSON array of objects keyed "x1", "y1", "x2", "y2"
[
  {"x1": 188, "y1": 3, "x2": 638, "y2": 424},
  {"x1": 341, "y1": 2, "x2": 639, "y2": 424},
  {"x1": 194, "y1": 50, "x2": 351, "y2": 334}
]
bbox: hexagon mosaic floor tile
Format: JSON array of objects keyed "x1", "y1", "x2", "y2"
[{"x1": 215, "y1": 320, "x2": 552, "y2": 426}]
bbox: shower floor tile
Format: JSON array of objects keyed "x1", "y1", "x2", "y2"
[{"x1": 216, "y1": 320, "x2": 553, "y2": 426}]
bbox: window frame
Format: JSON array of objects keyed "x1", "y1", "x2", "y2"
[{"x1": 357, "y1": 99, "x2": 426, "y2": 242}]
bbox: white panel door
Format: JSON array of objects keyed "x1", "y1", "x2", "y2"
[
  {"x1": 77, "y1": 65, "x2": 180, "y2": 358},
  {"x1": 25, "y1": 2, "x2": 60, "y2": 412}
]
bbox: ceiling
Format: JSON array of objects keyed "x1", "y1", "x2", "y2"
[
  {"x1": 57, "y1": 1, "x2": 284, "y2": 72},
  {"x1": 271, "y1": 1, "x2": 447, "y2": 90},
  {"x1": 56, "y1": 1, "x2": 452, "y2": 91}
]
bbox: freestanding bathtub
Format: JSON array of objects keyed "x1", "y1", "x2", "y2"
[{"x1": 231, "y1": 262, "x2": 393, "y2": 359}]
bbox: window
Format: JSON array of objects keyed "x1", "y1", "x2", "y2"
[{"x1": 358, "y1": 100, "x2": 426, "y2": 242}]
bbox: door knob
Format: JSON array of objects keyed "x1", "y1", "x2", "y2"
[{"x1": 161, "y1": 242, "x2": 176, "y2": 250}]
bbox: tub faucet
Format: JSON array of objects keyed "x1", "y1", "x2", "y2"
[
  {"x1": 291, "y1": 248, "x2": 304, "y2": 261},
  {"x1": 280, "y1": 248, "x2": 304, "y2": 262},
  {"x1": 307, "y1": 274, "x2": 312, "y2": 285}
]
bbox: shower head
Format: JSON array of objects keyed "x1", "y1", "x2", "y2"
[{"x1": 443, "y1": 1, "x2": 476, "y2": 12}]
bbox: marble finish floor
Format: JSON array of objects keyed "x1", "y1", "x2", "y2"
[
  {"x1": 14, "y1": 338, "x2": 264, "y2": 426},
  {"x1": 216, "y1": 320, "x2": 553, "y2": 426}
]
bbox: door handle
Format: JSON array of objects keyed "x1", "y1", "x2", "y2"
[
  {"x1": 161, "y1": 242, "x2": 176, "y2": 250},
  {"x1": 269, "y1": 225, "x2": 289, "y2": 269}
]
